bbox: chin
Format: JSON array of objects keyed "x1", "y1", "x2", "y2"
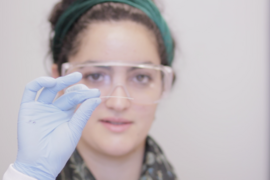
[
  {"x1": 100, "y1": 143, "x2": 136, "y2": 157},
  {"x1": 82, "y1": 131, "x2": 145, "y2": 157}
]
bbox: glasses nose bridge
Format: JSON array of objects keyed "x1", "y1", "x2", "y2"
[{"x1": 107, "y1": 85, "x2": 132, "y2": 98}]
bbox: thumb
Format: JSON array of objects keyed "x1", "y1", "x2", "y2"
[{"x1": 68, "y1": 98, "x2": 101, "y2": 135}]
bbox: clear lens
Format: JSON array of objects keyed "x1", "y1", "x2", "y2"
[{"x1": 62, "y1": 62, "x2": 172, "y2": 105}]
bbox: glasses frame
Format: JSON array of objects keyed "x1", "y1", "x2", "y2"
[{"x1": 62, "y1": 61, "x2": 174, "y2": 104}]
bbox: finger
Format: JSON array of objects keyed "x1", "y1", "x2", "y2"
[
  {"x1": 21, "y1": 77, "x2": 56, "y2": 103},
  {"x1": 68, "y1": 98, "x2": 101, "y2": 134},
  {"x1": 37, "y1": 72, "x2": 82, "y2": 104},
  {"x1": 53, "y1": 89, "x2": 100, "y2": 111},
  {"x1": 65, "y1": 84, "x2": 90, "y2": 94}
]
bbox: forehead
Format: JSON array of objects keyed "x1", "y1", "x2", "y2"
[{"x1": 69, "y1": 21, "x2": 160, "y2": 65}]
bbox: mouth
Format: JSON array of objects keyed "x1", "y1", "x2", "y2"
[{"x1": 99, "y1": 118, "x2": 133, "y2": 133}]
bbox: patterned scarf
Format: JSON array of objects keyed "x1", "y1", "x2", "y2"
[{"x1": 56, "y1": 136, "x2": 177, "y2": 180}]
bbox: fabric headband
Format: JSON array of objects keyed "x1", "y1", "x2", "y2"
[{"x1": 53, "y1": 0, "x2": 174, "y2": 65}]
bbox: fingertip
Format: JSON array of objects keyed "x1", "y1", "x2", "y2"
[
  {"x1": 74, "y1": 72, "x2": 82, "y2": 79},
  {"x1": 91, "y1": 89, "x2": 101, "y2": 97},
  {"x1": 59, "y1": 72, "x2": 82, "y2": 85},
  {"x1": 96, "y1": 98, "x2": 101, "y2": 105},
  {"x1": 65, "y1": 84, "x2": 89, "y2": 94},
  {"x1": 84, "y1": 89, "x2": 100, "y2": 99},
  {"x1": 83, "y1": 98, "x2": 101, "y2": 107},
  {"x1": 69, "y1": 72, "x2": 82, "y2": 79},
  {"x1": 90, "y1": 98, "x2": 101, "y2": 107}
]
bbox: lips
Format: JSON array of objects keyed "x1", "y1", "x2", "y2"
[{"x1": 99, "y1": 117, "x2": 133, "y2": 133}]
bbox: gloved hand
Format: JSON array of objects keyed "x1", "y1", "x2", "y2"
[{"x1": 13, "y1": 72, "x2": 101, "y2": 180}]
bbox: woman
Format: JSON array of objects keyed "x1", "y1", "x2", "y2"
[{"x1": 3, "y1": 0, "x2": 177, "y2": 180}]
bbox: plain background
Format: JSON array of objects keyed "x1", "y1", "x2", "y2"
[{"x1": 0, "y1": 0, "x2": 269, "y2": 179}]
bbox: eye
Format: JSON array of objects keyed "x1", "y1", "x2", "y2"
[
  {"x1": 85, "y1": 73, "x2": 104, "y2": 82},
  {"x1": 133, "y1": 74, "x2": 151, "y2": 84}
]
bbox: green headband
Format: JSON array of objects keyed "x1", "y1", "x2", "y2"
[{"x1": 53, "y1": 0, "x2": 174, "y2": 65}]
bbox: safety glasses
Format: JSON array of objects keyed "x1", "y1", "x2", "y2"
[{"x1": 62, "y1": 61, "x2": 173, "y2": 105}]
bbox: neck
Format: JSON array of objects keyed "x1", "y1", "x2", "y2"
[{"x1": 77, "y1": 139, "x2": 145, "y2": 180}]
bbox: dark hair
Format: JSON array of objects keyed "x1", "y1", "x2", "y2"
[{"x1": 49, "y1": 0, "x2": 175, "y2": 74}]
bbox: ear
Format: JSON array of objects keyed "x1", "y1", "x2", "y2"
[{"x1": 52, "y1": 64, "x2": 60, "y2": 78}]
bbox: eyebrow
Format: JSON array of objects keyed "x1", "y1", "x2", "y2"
[
  {"x1": 128, "y1": 67, "x2": 142, "y2": 72},
  {"x1": 82, "y1": 60, "x2": 99, "y2": 64}
]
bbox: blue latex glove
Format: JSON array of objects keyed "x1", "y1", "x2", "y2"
[{"x1": 13, "y1": 72, "x2": 101, "y2": 180}]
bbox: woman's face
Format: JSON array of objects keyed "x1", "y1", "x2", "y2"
[{"x1": 69, "y1": 21, "x2": 160, "y2": 156}]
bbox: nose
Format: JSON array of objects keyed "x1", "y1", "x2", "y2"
[{"x1": 104, "y1": 86, "x2": 131, "y2": 111}]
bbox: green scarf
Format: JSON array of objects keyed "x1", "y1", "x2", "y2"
[
  {"x1": 53, "y1": 0, "x2": 174, "y2": 65},
  {"x1": 56, "y1": 136, "x2": 177, "y2": 180}
]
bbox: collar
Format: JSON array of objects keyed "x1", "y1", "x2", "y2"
[{"x1": 57, "y1": 136, "x2": 177, "y2": 180}]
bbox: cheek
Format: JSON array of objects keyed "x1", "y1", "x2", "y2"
[
  {"x1": 133, "y1": 104, "x2": 157, "y2": 116},
  {"x1": 133, "y1": 104, "x2": 156, "y2": 123},
  {"x1": 132, "y1": 104, "x2": 157, "y2": 134}
]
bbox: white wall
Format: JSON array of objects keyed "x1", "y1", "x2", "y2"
[{"x1": 0, "y1": 0, "x2": 269, "y2": 179}]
